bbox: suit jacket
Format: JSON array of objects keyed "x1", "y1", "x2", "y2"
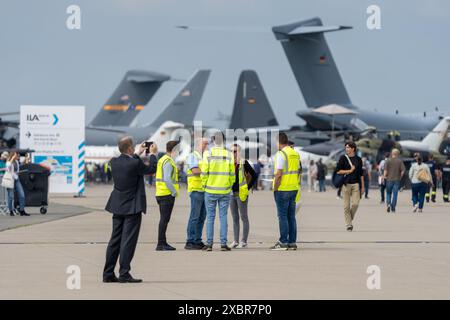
[{"x1": 105, "y1": 153, "x2": 157, "y2": 215}]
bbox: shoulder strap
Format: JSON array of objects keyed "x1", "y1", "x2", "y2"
[{"x1": 344, "y1": 155, "x2": 353, "y2": 167}]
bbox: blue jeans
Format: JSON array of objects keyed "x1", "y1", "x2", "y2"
[
  {"x1": 386, "y1": 180, "x2": 400, "y2": 211},
  {"x1": 186, "y1": 191, "x2": 207, "y2": 244},
  {"x1": 274, "y1": 191, "x2": 297, "y2": 244},
  {"x1": 412, "y1": 182, "x2": 428, "y2": 209},
  {"x1": 205, "y1": 192, "x2": 231, "y2": 246},
  {"x1": 7, "y1": 179, "x2": 25, "y2": 212},
  {"x1": 318, "y1": 179, "x2": 326, "y2": 192}
]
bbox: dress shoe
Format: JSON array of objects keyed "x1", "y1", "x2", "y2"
[
  {"x1": 118, "y1": 276, "x2": 143, "y2": 283},
  {"x1": 103, "y1": 276, "x2": 119, "y2": 283}
]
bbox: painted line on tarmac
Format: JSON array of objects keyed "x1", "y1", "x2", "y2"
[{"x1": 0, "y1": 241, "x2": 449, "y2": 245}]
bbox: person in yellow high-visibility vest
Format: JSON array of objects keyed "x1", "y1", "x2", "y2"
[
  {"x1": 201, "y1": 131, "x2": 235, "y2": 251},
  {"x1": 229, "y1": 143, "x2": 256, "y2": 249},
  {"x1": 155, "y1": 140, "x2": 180, "y2": 251},
  {"x1": 185, "y1": 138, "x2": 209, "y2": 250},
  {"x1": 271, "y1": 133, "x2": 301, "y2": 251},
  {"x1": 287, "y1": 141, "x2": 303, "y2": 216}
]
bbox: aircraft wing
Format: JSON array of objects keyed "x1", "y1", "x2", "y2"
[{"x1": 85, "y1": 126, "x2": 128, "y2": 134}]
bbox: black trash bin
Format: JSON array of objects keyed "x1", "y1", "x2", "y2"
[{"x1": 15, "y1": 163, "x2": 51, "y2": 214}]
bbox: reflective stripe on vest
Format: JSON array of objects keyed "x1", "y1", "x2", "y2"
[
  {"x1": 187, "y1": 151, "x2": 203, "y2": 193},
  {"x1": 202, "y1": 147, "x2": 234, "y2": 194},
  {"x1": 155, "y1": 155, "x2": 179, "y2": 197}
]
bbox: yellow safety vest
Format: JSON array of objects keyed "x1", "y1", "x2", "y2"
[
  {"x1": 155, "y1": 155, "x2": 179, "y2": 197},
  {"x1": 273, "y1": 146, "x2": 300, "y2": 192},
  {"x1": 237, "y1": 159, "x2": 249, "y2": 202},
  {"x1": 187, "y1": 151, "x2": 204, "y2": 193},
  {"x1": 201, "y1": 146, "x2": 235, "y2": 195}
]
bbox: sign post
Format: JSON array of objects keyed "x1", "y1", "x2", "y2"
[{"x1": 20, "y1": 105, "x2": 86, "y2": 196}]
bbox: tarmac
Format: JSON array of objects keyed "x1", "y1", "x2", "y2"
[{"x1": 0, "y1": 183, "x2": 449, "y2": 300}]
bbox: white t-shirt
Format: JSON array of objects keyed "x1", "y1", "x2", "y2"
[{"x1": 275, "y1": 152, "x2": 286, "y2": 170}]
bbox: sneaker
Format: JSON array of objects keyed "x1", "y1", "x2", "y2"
[
  {"x1": 413, "y1": 204, "x2": 419, "y2": 213},
  {"x1": 387, "y1": 205, "x2": 391, "y2": 213},
  {"x1": 270, "y1": 242, "x2": 288, "y2": 251},
  {"x1": 391, "y1": 208, "x2": 396, "y2": 213},
  {"x1": 184, "y1": 242, "x2": 199, "y2": 250},
  {"x1": 156, "y1": 243, "x2": 176, "y2": 251},
  {"x1": 195, "y1": 242, "x2": 207, "y2": 250},
  {"x1": 418, "y1": 209, "x2": 423, "y2": 213},
  {"x1": 238, "y1": 241, "x2": 248, "y2": 249},
  {"x1": 220, "y1": 245, "x2": 231, "y2": 251},
  {"x1": 9, "y1": 211, "x2": 14, "y2": 217},
  {"x1": 230, "y1": 241, "x2": 239, "y2": 249},
  {"x1": 288, "y1": 243, "x2": 298, "y2": 250},
  {"x1": 346, "y1": 225, "x2": 353, "y2": 232},
  {"x1": 432, "y1": 199, "x2": 436, "y2": 203},
  {"x1": 203, "y1": 244, "x2": 213, "y2": 252}
]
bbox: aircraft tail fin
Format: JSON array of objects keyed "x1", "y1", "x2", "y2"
[
  {"x1": 421, "y1": 117, "x2": 450, "y2": 152},
  {"x1": 229, "y1": 70, "x2": 279, "y2": 129},
  {"x1": 272, "y1": 17, "x2": 353, "y2": 109},
  {"x1": 150, "y1": 70, "x2": 211, "y2": 128},
  {"x1": 89, "y1": 70, "x2": 170, "y2": 127}
]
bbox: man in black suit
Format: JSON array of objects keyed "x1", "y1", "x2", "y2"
[{"x1": 103, "y1": 136, "x2": 157, "y2": 283}]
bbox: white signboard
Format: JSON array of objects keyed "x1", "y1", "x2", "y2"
[{"x1": 20, "y1": 105, "x2": 85, "y2": 194}]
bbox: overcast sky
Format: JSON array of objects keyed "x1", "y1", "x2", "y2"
[{"x1": 1, "y1": 0, "x2": 449, "y2": 128}]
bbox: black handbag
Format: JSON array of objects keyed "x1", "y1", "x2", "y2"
[{"x1": 332, "y1": 155, "x2": 353, "y2": 188}]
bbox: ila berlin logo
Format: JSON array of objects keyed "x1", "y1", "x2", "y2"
[
  {"x1": 26, "y1": 113, "x2": 59, "y2": 125},
  {"x1": 27, "y1": 114, "x2": 39, "y2": 121}
]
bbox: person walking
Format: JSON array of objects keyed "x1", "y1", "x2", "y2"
[
  {"x1": 271, "y1": 132, "x2": 301, "y2": 250},
  {"x1": 335, "y1": 142, "x2": 364, "y2": 232},
  {"x1": 201, "y1": 132, "x2": 235, "y2": 252},
  {"x1": 5, "y1": 151, "x2": 28, "y2": 217},
  {"x1": 185, "y1": 138, "x2": 209, "y2": 250},
  {"x1": 0, "y1": 151, "x2": 8, "y2": 171},
  {"x1": 362, "y1": 157, "x2": 371, "y2": 199},
  {"x1": 383, "y1": 149, "x2": 405, "y2": 213},
  {"x1": 316, "y1": 158, "x2": 327, "y2": 192},
  {"x1": 103, "y1": 137, "x2": 157, "y2": 283},
  {"x1": 425, "y1": 154, "x2": 438, "y2": 203},
  {"x1": 230, "y1": 143, "x2": 256, "y2": 249},
  {"x1": 409, "y1": 153, "x2": 432, "y2": 213},
  {"x1": 441, "y1": 156, "x2": 450, "y2": 203},
  {"x1": 252, "y1": 160, "x2": 262, "y2": 191},
  {"x1": 155, "y1": 140, "x2": 181, "y2": 251},
  {"x1": 378, "y1": 153, "x2": 389, "y2": 204},
  {"x1": 307, "y1": 160, "x2": 317, "y2": 193}
]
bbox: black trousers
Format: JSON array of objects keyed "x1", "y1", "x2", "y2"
[
  {"x1": 426, "y1": 176, "x2": 437, "y2": 201},
  {"x1": 156, "y1": 195, "x2": 175, "y2": 245},
  {"x1": 103, "y1": 213, "x2": 142, "y2": 279},
  {"x1": 443, "y1": 180, "x2": 450, "y2": 202}
]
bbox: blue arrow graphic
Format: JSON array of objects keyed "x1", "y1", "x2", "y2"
[{"x1": 52, "y1": 114, "x2": 59, "y2": 125}]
